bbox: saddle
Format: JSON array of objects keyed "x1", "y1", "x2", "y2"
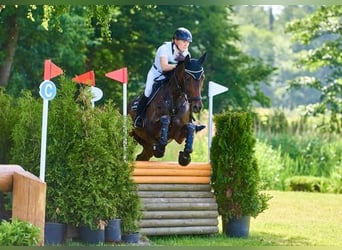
[{"x1": 131, "y1": 78, "x2": 168, "y2": 111}]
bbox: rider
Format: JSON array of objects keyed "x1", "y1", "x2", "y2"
[{"x1": 134, "y1": 27, "x2": 192, "y2": 128}]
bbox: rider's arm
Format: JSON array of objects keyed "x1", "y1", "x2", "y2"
[{"x1": 160, "y1": 56, "x2": 177, "y2": 73}]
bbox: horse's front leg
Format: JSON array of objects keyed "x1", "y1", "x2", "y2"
[
  {"x1": 178, "y1": 123, "x2": 195, "y2": 166},
  {"x1": 153, "y1": 115, "x2": 170, "y2": 158}
]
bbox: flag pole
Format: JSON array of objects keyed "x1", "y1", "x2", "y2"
[
  {"x1": 208, "y1": 81, "x2": 229, "y2": 162},
  {"x1": 105, "y1": 67, "x2": 128, "y2": 161}
]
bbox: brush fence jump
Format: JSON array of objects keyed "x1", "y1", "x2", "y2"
[{"x1": 133, "y1": 161, "x2": 218, "y2": 236}]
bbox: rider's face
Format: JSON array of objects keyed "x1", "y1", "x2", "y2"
[{"x1": 174, "y1": 39, "x2": 190, "y2": 52}]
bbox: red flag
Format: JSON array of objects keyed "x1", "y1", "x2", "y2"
[
  {"x1": 105, "y1": 67, "x2": 128, "y2": 84},
  {"x1": 72, "y1": 70, "x2": 95, "y2": 86},
  {"x1": 44, "y1": 59, "x2": 63, "y2": 80}
]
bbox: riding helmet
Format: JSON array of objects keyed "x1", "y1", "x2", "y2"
[{"x1": 173, "y1": 27, "x2": 192, "y2": 42}]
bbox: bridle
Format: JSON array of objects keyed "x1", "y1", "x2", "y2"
[{"x1": 172, "y1": 65, "x2": 204, "y2": 104}]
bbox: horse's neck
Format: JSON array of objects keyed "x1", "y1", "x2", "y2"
[{"x1": 167, "y1": 78, "x2": 183, "y2": 106}]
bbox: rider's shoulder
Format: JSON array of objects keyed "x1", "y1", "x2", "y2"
[{"x1": 160, "y1": 41, "x2": 172, "y2": 47}]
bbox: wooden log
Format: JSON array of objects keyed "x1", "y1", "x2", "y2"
[
  {"x1": 138, "y1": 191, "x2": 214, "y2": 198},
  {"x1": 142, "y1": 210, "x2": 219, "y2": 219},
  {"x1": 12, "y1": 171, "x2": 46, "y2": 246},
  {"x1": 141, "y1": 197, "x2": 216, "y2": 204},
  {"x1": 140, "y1": 226, "x2": 218, "y2": 235},
  {"x1": 0, "y1": 165, "x2": 24, "y2": 192},
  {"x1": 140, "y1": 218, "x2": 218, "y2": 228},
  {"x1": 137, "y1": 184, "x2": 212, "y2": 191},
  {"x1": 133, "y1": 168, "x2": 211, "y2": 177},
  {"x1": 133, "y1": 176, "x2": 210, "y2": 184},
  {"x1": 142, "y1": 202, "x2": 218, "y2": 211},
  {"x1": 134, "y1": 161, "x2": 211, "y2": 170}
]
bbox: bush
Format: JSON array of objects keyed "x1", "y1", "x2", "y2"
[
  {"x1": 0, "y1": 89, "x2": 18, "y2": 163},
  {"x1": 0, "y1": 218, "x2": 40, "y2": 246},
  {"x1": 9, "y1": 80, "x2": 142, "y2": 233},
  {"x1": 285, "y1": 176, "x2": 331, "y2": 193},
  {"x1": 255, "y1": 140, "x2": 284, "y2": 190},
  {"x1": 328, "y1": 166, "x2": 342, "y2": 194},
  {"x1": 211, "y1": 111, "x2": 271, "y2": 221}
]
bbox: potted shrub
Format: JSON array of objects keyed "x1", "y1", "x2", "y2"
[
  {"x1": 119, "y1": 180, "x2": 142, "y2": 244},
  {"x1": 43, "y1": 79, "x2": 80, "y2": 245},
  {"x1": 10, "y1": 80, "x2": 77, "y2": 245},
  {"x1": 210, "y1": 111, "x2": 271, "y2": 237},
  {"x1": 64, "y1": 86, "x2": 140, "y2": 244},
  {"x1": 10, "y1": 81, "x2": 141, "y2": 244}
]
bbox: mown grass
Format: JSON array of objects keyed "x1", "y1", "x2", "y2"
[{"x1": 148, "y1": 191, "x2": 342, "y2": 246}]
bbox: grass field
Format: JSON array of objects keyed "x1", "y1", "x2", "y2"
[{"x1": 148, "y1": 191, "x2": 342, "y2": 246}]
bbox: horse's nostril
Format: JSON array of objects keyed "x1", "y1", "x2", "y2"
[{"x1": 192, "y1": 103, "x2": 202, "y2": 113}]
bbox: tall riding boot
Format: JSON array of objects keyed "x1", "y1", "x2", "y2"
[{"x1": 134, "y1": 95, "x2": 148, "y2": 128}]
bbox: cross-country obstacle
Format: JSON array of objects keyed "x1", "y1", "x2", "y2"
[
  {"x1": 133, "y1": 161, "x2": 218, "y2": 236},
  {"x1": 0, "y1": 165, "x2": 46, "y2": 245}
]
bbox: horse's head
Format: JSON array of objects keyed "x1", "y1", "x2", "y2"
[{"x1": 176, "y1": 53, "x2": 206, "y2": 113}]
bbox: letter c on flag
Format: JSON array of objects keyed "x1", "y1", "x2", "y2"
[{"x1": 39, "y1": 80, "x2": 57, "y2": 100}]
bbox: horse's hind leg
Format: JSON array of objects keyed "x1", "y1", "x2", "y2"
[
  {"x1": 136, "y1": 145, "x2": 154, "y2": 161},
  {"x1": 178, "y1": 123, "x2": 195, "y2": 166}
]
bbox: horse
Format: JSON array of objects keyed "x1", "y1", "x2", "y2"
[{"x1": 128, "y1": 53, "x2": 206, "y2": 166}]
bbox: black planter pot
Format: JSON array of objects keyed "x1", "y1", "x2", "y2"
[
  {"x1": 122, "y1": 232, "x2": 140, "y2": 243},
  {"x1": 223, "y1": 216, "x2": 250, "y2": 237},
  {"x1": 105, "y1": 219, "x2": 121, "y2": 243},
  {"x1": 44, "y1": 222, "x2": 66, "y2": 245},
  {"x1": 79, "y1": 226, "x2": 105, "y2": 244}
]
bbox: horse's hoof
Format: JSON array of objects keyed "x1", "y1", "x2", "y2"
[
  {"x1": 178, "y1": 151, "x2": 191, "y2": 166},
  {"x1": 153, "y1": 144, "x2": 165, "y2": 158}
]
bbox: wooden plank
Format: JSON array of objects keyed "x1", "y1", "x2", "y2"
[
  {"x1": 141, "y1": 197, "x2": 216, "y2": 204},
  {"x1": 133, "y1": 176, "x2": 210, "y2": 184},
  {"x1": 142, "y1": 210, "x2": 219, "y2": 219},
  {"x1": 137, "y1": 184, "x2": 212, "y2": 191},
  {"x1": 142, "y1": 202, "x2": 218, "y2": 211},
  {"x1": 0, "y1": 165, "x2": 24, "y2": 192},
  {"x1": 140, "y1": 218, "x2": 218, "y2": 228},
  {"x1": 12, "y1": 172, "x2": 46, "y2": 246},
  {"x1": 133, "y1": 168, "x2": 211, "y2": 177},
  {"x1": 138, "y1": 191, "x2": 214, "y2": 198},
  {"x1": 140, "y1": 226, "x2": 218, "y2": 235},
  {"x1": 134, "y1": 161, "x2": 211, "y2": 170}
]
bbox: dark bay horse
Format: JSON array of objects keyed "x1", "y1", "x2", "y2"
[{"x1": 128, "y1": 53, "x2": 206, "y2": 166}]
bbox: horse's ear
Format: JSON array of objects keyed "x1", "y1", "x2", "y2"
[
  {"x1": 185, "y1": 55, "x2": 191, "y2": 63},
  {"x1": 199, "y1": 52, "x2": 207, "y2": 64}
]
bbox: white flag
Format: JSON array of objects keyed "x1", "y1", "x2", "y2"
[{"x1": 208, "y1": 81, "x2": 228, "y2": 97}]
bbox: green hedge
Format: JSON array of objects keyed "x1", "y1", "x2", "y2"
[{"x1": 285, "y1": 176, "x2": 331, "y2": 193}]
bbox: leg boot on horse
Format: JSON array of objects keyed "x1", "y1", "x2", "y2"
[
  {"x1": 134, "y1": 95, "x2": 148, "y2": 128},
  {"x1": 153, "y1": 115, "x2": 170, "y2": 158},
  {"x1": 178, "y1": 123, "x2": 196, "y2": 166}
]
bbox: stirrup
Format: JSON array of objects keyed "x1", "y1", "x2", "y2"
[{"x1": 134, "y1": 116, "x2": 144, "y2": 128}]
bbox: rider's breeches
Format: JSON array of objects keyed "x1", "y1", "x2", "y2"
[{"x1": 144, "y1": 66, "x2": 165, "y2": 97}]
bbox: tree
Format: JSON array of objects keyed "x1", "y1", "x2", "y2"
[
  {"x1": 0, "y1": 5, "x2": 117, "y2": 95},
  {"x1": 286, "y1": 6, "x2": 342, "y2": 133},
  {"x1": 2, "y1": 5, "x2": 274, "y2": 111}
]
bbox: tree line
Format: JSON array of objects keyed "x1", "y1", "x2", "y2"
[{"x1": 1, "y1": 5, "x2": 341, "y2": 131}]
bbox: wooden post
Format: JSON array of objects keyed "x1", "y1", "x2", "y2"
[
  {"x1": 0, "y1": 165, "x2": 47, "y2": 245},
  {"x1": 12, "y1": 171, "x2": 46, "y2": 246},
  {"x1": 0, "y1": 165, "x2": 24, "y2": 192}
]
